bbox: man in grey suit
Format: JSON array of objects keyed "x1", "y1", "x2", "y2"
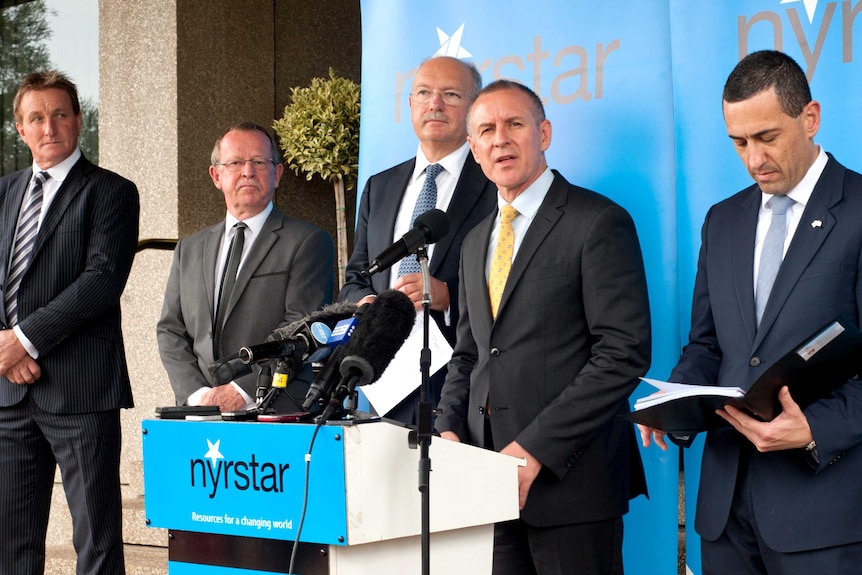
[
  {"x1": 158, "y1": 122, "x2": 333, "y2": 413},
  {"x1": 639, "y1": 51, "x2": 862, "y2": 573},
  {"x1": 435, "y1": 80, "x2": 651, "y2": 574},
  {"x1": 0, "y1": 71, "x2": 140, "y2": 574},
  {"x1": 339, "y1": 56, "x2": 496, "y2": 423}
]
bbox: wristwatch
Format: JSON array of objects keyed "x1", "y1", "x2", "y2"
[{"x1": 804, "y1": 440, "x2": 819, "y2": 464}]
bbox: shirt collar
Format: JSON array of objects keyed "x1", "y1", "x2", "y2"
[
  {"x1": 413, "y1": 141, "x2": 470, "y2": 183},
  {"x1": 760, "y1": 144, "x2": 827, "y2": 210},
  {"x1": 33, "y1": 148, "x2": 81, "y2": 183},
  {"x1": 503, "y1": 167, "x2": 554, "y2": 220},
  {"x1": 225, "y1": 202, "x2": 273, "y2": 237}
]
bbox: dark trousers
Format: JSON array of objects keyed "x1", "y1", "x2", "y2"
[
  {"x1": 702, "y1": 458, "x2": 862, "y2": 575},
  {"x1": 0, "y1": 395, "x2": 125, "y2": 575},
  {"x1": 492, "y1": 517, "x2": 624, "y2": 575}
]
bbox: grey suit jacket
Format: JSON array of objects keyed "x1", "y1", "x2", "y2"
[
  {"x1": 339, "y1": 154, "x2": 496, "y2": 344},
  {"x1": 0, "y1": 155, "x2": 140, "y2": 413},
  {"x1": 157, "y1": 207, "x2": 333, "y2": 405},
  {"x1": 436, "y1": 171, "x2": 651, "y2": 527},
  {"x1": 671, "y1": 154, "x2": 862, "y2": 552}
]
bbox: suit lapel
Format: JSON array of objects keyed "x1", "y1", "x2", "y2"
[
  {"x1": 754, "y1": 157, "x2": 843, "y2": 347},
  {"x1": 732, "y1": 188, "x2": 760, "y2": 346},
  {"x1": 34, "y1": 158, "x2": 92, "y2": 258},
  {"x1": 225, "y1": 209, "x2": 283, "y2": 322},
  {"x1": 203, "y1": 225, "x2": 223, "y2": 323},
  {"x1": 378, "y1": 160, "x2": 414, "y2": 290},
  {"x1": 469, "y1": 212, "x2": 496, "y2": 330},
  {"x1": 430, "y1": 156, "x2": 489, "y2": 276},
  {"x1": 1, "y1": 170, "x2": 32, "y2": 278},
  {"x1": 494, "y1": 173, "x2": 566, "y2": 321},
  {"x1": 0, "y1": 170, "x2": 31, "y2": 325}
]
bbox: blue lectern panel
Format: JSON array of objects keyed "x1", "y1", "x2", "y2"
[
  {"x1": 143, "y1": 420, "x2": 347, "y2": 545},
  {"x1": 167, "y1": 562, "x2": 284, "y2": 575}
]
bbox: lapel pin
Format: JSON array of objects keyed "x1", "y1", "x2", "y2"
[{"x1": 811, "y1": 219, "x2": 822, "y2": 229}]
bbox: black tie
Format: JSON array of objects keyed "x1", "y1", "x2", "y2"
[{"x1": 213, "y1": 222, "x2": 247, "y2": 358}]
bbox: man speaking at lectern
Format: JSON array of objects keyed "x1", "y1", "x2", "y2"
[
  {"x1": 639, "y1": 51, "x2": 862, "y2": 573},
  {"x1": 435, "y1": 80, "x2": 651, "y2": 574}
]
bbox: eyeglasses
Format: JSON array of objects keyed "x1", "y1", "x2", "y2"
[
  {"x1": 213, "y1": 159, "x2": 275, "y2": 172},
  {"x1": 411, "y1": 88, "x2": 466, "y2": 107}
]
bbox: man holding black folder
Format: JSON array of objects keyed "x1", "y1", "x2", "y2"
[{"x1": 639, "y1": 51, "x2": 862, "y2": 573}]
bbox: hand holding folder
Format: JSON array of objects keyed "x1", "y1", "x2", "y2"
[{"x1": 623, "y1": 317, "x2": 862, "y2": 434}]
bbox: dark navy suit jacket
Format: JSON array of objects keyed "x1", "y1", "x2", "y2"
[{"x1": 671, "y1": 154, "x2": 862, "y2": 552}]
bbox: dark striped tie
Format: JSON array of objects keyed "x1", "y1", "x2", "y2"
[
  {"x1": 4, "y1": 171, "x2": 50, "y2": 326},
  {"x1": 213, "y1": 222, "x2": 247, "y2": 358}
]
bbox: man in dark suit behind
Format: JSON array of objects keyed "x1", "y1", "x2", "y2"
[
  {"x1": 639, "y1": 51, "x2": 862, "y2": 573},
  {"x1": 339, "y1": 56, "x2": 496, "y2": 423},
  {"x1": 157, "y1": 122, "x2": 333, "y2": 413},
  {"x1": 0, "y1": 71, "x2": 140, "y2": 574},
  {"x1": 435, "y1": 80, "x2": 651, "y2": 574}
]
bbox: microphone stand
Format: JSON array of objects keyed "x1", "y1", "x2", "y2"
[{"x1": 411, "y1": 245, "x2": 433, "y2": 575}]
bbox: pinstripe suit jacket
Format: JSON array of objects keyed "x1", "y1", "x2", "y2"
[
  {"x1": 0, "y1": 155, "x2": 140, "y2": 414},
  {"x1": 157, "y1": 207, "x2": 334, "y2": 405}
]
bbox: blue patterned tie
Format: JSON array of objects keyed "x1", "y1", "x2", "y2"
[
  {"x1": 398, "y1": 163, "x2": 443, "y2": 276},
  {"x1": 755, "y1": 194, "x2": 794, "y2": 326},
  {"x1": 4, "y1": 171, "x2": 50, "y2": 326},
  {"x1": 213, "y1": 222, "x2": 247, "y2": 357}
]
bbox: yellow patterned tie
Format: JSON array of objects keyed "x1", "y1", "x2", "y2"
[{"x1": 489, "y1": 205, "x2": 518, "y2": 319}]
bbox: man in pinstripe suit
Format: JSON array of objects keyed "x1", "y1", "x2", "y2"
[{"x1": 0, "y1": 71, "x2": 140, "y2": 574}]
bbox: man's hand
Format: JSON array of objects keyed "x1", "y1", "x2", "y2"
[
  {"x1": 5, "y1": 356, "x2": 41, "y2": 384},
  {"x1": 717, "y1": 386, "x2": 813, "y2": 452},
  {"x1": 637, "y1": 424, "x2": 669, "y2": 451},
  {"x1": 199, "y1": 384, "x2": 246, "y2": 412},
  {"x1": 0, "y1": 330, "x2": 32, "y2": 380},
  {"x1": 440, "y1": 431, "x2": 461, "y2": 442},
  {"x1": 501, "y1": 440, "x2": 542, "y2": 509},
  {"x1": 393, "y1": 273, "x2": 449, "y2": 311}
]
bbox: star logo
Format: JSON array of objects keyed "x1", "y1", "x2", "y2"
[
  {"x1": 204, "y1": 439, "x2": 224, "y2": 467},
  {"x1": 433, "y1": 23, "x2": 472, "y2": 58},
  {"x1": 780, "y1": 0, "x2": 819, "y2": 24}
]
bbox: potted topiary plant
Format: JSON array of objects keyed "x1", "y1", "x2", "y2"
[{"x1": 273, "y1": 68, "x2": 360, "y2": 289}]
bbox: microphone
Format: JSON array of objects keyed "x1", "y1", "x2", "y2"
[
  {"x1": 362, "y1": 209, "x2": 450, "y2": 277},
  {"x1": 319, "y1": 290, "x2": 416, "y2": 420},
  {"x1": 301, "y1": 303, "x2": 371, "y2": 410},
  {"x1": 209, "y1": 355, "x2": 252, "y2": 385},
  {"x1": 237, "y1": 301, "x2": 361, "y2": 365}
]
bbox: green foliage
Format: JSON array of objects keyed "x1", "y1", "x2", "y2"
[
  {"x1": 1, "y1": 0, "x2": 54, "y2": 175},
  {"x1": 273, "y1": 68, "x2": 360, "y2": 190}
]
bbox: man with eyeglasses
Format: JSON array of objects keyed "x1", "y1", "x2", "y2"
[
  {"x1": 158, "y1": 122, "x2": 333, "y2": 412},
  {"x1": 339, "y1": 56, "x2": 496, "y2": 424}
]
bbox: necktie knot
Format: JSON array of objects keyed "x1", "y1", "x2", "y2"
[
  {"x1": 425, "y1": 163, "x2": 443, "y2": 182},
  {"x1": 34, "y1": 171, "x2": 49, "y2": 187},
  {"x1": 500, "y1": 204, "x2": 519, "y2": 225},
  {"x1": 767, "y1": 194, "x2": 793, "y2": 215}
]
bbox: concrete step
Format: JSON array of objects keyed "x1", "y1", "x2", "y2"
[{"x1": 45, "y1": 543, "x2": 167, "y2": 575}]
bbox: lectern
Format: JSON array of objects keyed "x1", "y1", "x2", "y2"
[{"x1": 142, "y1": 419, "x2": 520, "y2": 574}]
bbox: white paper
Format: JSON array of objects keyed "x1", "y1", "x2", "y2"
[
  {"x1": 361, "y1": 313, "x2": 453, "y2": 416},
  {"x1": 635, "y1": 377, "x2": 744, "y2": 410}
]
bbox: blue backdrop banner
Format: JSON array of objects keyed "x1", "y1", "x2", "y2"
[{"x1": 358, "y1": 2, "x2": 862, "y2": 573}]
